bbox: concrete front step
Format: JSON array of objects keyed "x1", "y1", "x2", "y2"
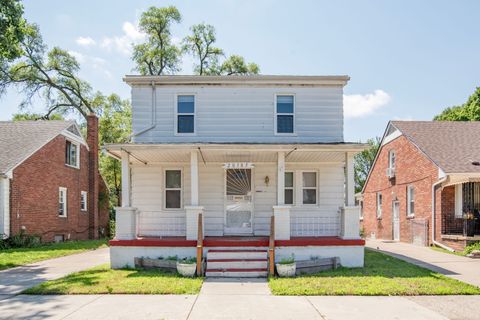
[
  {"x1": 205, "y1": 268, "x2": 268, "y2": 278},
  {"x1": 207, "y1": 259, "x2": 268, "y2": 269},
  {"x1": 207, "y1": 249, "x2": 268, "y2": 260},
  {"x1": 206, "y1": 248, "x2": 269, "y2": 278}
]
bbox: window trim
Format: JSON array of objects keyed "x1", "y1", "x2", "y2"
[
  {"x1": 407, "y1": 185, "x2": 415, "y2": 217},
  {"x1": 59, "y1": 187, "x2": 67, "y2": 218},
  {"x1": 164, "y1": 168, "x2": 183, "y2": 210},
  {"x1": 376, "y1": 192, "x2": 382, "y2": 219},
  {"x1": 300, "y1": 170, "x2": 318, "y2": 205},
  {"x1": 65, "y1": 140, "x2": 80, "y2": 169},
  {"x1": 80, "y1": 191, "x2": 88, "y2": 212},
  {"x1": 388, "y1": 150, "x2": 396, "y2": 170},
  {"x1": 274, "y1": 94, "x2": 296, "y2": 136},
  {"x1": 174, "y1": 94, "x2": 196, "y2": 136},
  {"x1": 284, "y1": 171, "x2": 294, "y2": 205}
]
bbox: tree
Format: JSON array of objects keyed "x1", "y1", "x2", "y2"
[
  {"x1": 0, "y1": 25, "x2": 97, "y2": 120},
  {"x1": 434, "y1": 87, "x2": 480, "y2": 121},
  {"x1": 132, "y1": 6, "x2": 182, "y2": 75},
  {"x1": 12, "y1": 112, "x2": 63, "y2": 121},
  {"x1": 354, "y1": 137, "x2": 381, "y2": 193},
  {"x1": 183, "y1": 23, "x2": 224, "y2": 75},
  {"x1": 220, "y1": 55, "x2": 260, "y2": 75},
  {"x1": 0, "y1": 0, "x2": 27, "y2": 62}
]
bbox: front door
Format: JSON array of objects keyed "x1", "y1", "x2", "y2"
[
  {"x1": 224, "y1": 168, "x2": 253, "y2": 235},
  {"x1": 392, "y1": 201, "x2": 400, "y2": 241}
]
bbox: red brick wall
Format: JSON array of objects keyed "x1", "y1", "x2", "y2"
[{"x1": 362, "y1": 135, "x2": 438, "y2": 244}]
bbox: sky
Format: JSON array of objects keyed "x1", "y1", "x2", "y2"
[{"x1": 1, "y1": 0, "x2": 479, "y2": 142}]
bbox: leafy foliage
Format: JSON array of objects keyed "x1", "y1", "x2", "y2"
[
  {"x1": 354, "y1": 137, "x2": 381, "y2": 193},
  {"x1": 12, "y1": 112, "x2": 64, "y2": 120},
  {"x1": 0, "y1": 231, "x2": 41, "y2": 250},
  {"x1": 220, "y1": 55, "x2": 260, "y2": 75},
  {"x1": 0, "y1": 0, "x2": 27, "y2": 62},
  {"x1": 132, "y1": 6, "x2": 182, "y2": 75},
  {"x1": 434, "y1": 87, "x2": 480, "y2": 121}
]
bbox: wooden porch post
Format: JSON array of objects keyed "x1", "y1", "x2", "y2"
[
  {"x1": 191, "y1": 150, "x2": 199, "y2": 206},
  {"x1": 277, "y1": 152, "x2": 285, "y2": 205},
  {"x1": 121, "y1": 149, "x2": 130, "y2": 207}
]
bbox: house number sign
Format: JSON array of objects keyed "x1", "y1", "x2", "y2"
[{"x1": 223, "y1": 162, "x2": 254, "y2": 169}]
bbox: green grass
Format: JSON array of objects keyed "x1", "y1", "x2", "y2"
[
  {"x1": 23, "y1": 264, "x2": 203, "y2": 295},
  {"x1": 269, "y1": 249, "x2": 480, "y2": 296},
  {"x1": 0, "y1": 239, "x2": 107, "y2": 270},
  {"x1": 430, "y1": 246, "x2": 466, "y2": 256}
]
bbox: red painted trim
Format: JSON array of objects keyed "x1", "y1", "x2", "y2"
[
  {"x1": 206, "y1": 268, "x2": 267, "y2": 272},
  {"x1": 208, "y1": 249, "x2": 268, "y2": 253},
  {"x1": 204, "y1": 237, "x2": 269, "y2": 247},
  {"x1": 208, "y1": 259, "x2": 267, "y2": 262},
  {"x1": 276, "y1": 237, "x2": 365, "y2": 247},
  {"x1": 109, "y1": 238, "x2": 196, "y2": 247}
]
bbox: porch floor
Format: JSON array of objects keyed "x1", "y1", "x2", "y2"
[{"x1": 109, "y1": 236, "x2": 365, "y2": 247}]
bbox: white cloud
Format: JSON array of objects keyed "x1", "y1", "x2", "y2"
[
  {"x1": 343, "y1": 90, "x2": 391, "y2": 118},
  {"x1": 76, "y1": 36, "x2": 96, "y2": 47},
  {"x1": 68, "y1": 51, "x2": 112, "y2": 79},
  {"x1": 100, "y1": 21, "x2": 145, "y2": 55}
]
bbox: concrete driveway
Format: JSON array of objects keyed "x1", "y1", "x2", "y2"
[{"x1": 366, "y1": 239, "x2": 480, "y2": 287}]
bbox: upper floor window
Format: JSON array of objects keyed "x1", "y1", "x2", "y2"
[
  {"x1": 177, "y1": 95, "x2": 195, "y2": 134},
  {"x1": 376, "y1": 193, "x2": 382, "y2": 218},
  {"x1": 276, "y1": 95, "x2": 295, "y2": 134},
  {"x1": 284, "y1": 172, "x2": 294, "y2": 205},
  {"x1": 59, "y1": 187, "x2": 67, "y2": 217},
  {"x1": 407, "y1": 186, "x2": 414, "y2": 217},
  {"x1": 165, "y1": 169, "x2": 182, "y2": 209},
  {"x1": 80, "y1": 191, "x2": 87, "y2": 212},
  {"x1": 65, "y1": 140, "x2": 79, "y2": 168},
  {"x1": 388, "y1": 150, "x2": 396, "y2": 170},
  {"x1": 302, "y1": 172, "x2": 317, "y2": 204}
]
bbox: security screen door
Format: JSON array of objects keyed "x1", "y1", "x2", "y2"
[{"x1": 224, "y1": 168, "x2": 253, "y2": 235}]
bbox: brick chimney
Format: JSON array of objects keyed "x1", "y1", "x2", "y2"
[{"x1": 87, "y1": 113, "x2": 99, "y2": 239}]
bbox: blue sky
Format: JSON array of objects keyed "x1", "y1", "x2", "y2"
[{"x1": 1, "y1": 0, "x2": 479, "y2": 141}]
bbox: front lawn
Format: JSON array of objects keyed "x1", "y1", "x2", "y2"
[
  {"x1": 269, "y1": 249, "x2": 480, "y2": 295},
  {"x1": 0, "y1": 239, "x2": 107, "y2": 270},
  {"x1": 23, "y1": 264, "x2": 203, "y2": 294}
]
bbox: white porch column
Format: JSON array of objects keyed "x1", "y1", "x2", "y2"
[
  {"x1": 273, "y1": 206, "x2": 290, "y2": 240},
  {"x1": 277, "y1": 152, "x2": 285, "y2": 205},
  {"x1": 341, "y1": 206, "x2": 361, "y2": 239},
  {"x1": 185, "y1": 206, "x2": 204, "y2": 240},
  {"x1": 121, "y1": 149, "x2": 131, "y2": 207},
  {"x1": 115, "y1": 207, "x2": 137, "y2": 240},
  {"x1": 190, "y1": 150, "x2": 199, "y2": 206},
  {"x1": 345, "y1": 152, "x2": 355, "y2": 206}
]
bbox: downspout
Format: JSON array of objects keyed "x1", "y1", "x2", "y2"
[
  {"x1": 431, "y1": 177, "x2": 455, "y2": 251},
  {"x1": 128, "y1": 81, "x2": 157, "y2": 140}
]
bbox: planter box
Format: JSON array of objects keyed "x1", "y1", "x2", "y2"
[
  {"x1": 134, "y1": 257, "x2": 177, "y2": 272},
  {"x1": 177, "y1": 262, "x2": 197, "y2": 277},
  {"x1": 276, "y1": 263, "x2": 296, "y2": 277},
  {"x1": 295, "y1": 257, "x2": 340, "y2": 275}
]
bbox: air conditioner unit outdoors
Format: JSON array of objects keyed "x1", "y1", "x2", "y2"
[{"x1": 386, "y1": 167, "x2": 396, "y2": 179}]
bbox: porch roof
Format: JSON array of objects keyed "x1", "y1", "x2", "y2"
[{"x1": 104, "y1": 142, "x2": 367, "y2": 164}]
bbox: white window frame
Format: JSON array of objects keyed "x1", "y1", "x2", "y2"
[
  {"x1": 59, "y1": 187, "x2": 67, "y2": 217},
  {"x1": 174, "y1": 94, "x2": 196, "y2": 136},
  {"x1": 80, "y1": 191, "x2": 87, "y2": 212},
  {"x1": 284, "y1": 171, "x2": 294, "y2": 205},
  {"x1": 407, "y1": 185, "x2": 415, "y2": 217},
  {"x1": 388, "y1": 150, "x2": 396, "y2": 170},
  {"x1": 376, "y1": 193, "x2": 382, "y2": 218},
  {"x1": 359, "y1": 200, "x2": 364, "y2": 220},
  {"x1": 65, "y1": 140, "x2": 80, "y2": 169},
  {"x1": 274, "y1": 94, "x2": 296, "y2": 136},
  {"x1": 164, "y1": 168, "x2": 183, "y2": 210},
  {"x1": 300, "y1": 171, "x2": 318, "y2": 205},
  {"x1": 455, "y1": 184, "x2": 463, "y2": 218}
]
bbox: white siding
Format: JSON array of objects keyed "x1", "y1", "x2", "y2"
[
  {"x1": 132, "y1": 86, "x2": 344, "y2": 143},
  {"x1": 0, "y1": 178, "x2": 9, "y2": 238}
]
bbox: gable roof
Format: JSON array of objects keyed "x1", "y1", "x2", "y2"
[
  {"x1": 390, "y1": 121, "x2": 480, "y2": 174},
  {"x1": 0, "y1": 120, "x2": 81, "y2": 175}
]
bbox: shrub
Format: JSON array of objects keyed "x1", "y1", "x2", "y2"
[
  {"x1": 177, "y1": 257, "x2": 196, "y2": 264},
  {"x1": 0, "y1": 231, "x2": 41, "y2": 249},
  {"x1": 278, "y1": 254, "x2": 295, "y2": 265},
  {"x1": 464, "y1": 242, "x2": 480, "y2": 255}
]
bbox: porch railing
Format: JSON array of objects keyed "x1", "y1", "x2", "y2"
[
  {"x1": 137, "y1": 211, "x2": 186, "y2": 237},
  {"x1": 442, "y1": 215, "x2": 480, "y2": 236},
  {"x1": 290, "y1": 215, "x2": 340, "y2": 237}
]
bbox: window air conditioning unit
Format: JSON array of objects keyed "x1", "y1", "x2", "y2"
[{"x1": 386, "y1": 167, "x2": 396, "y2": 179}]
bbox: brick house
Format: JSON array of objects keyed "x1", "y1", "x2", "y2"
[
  {"x1": 0, "y1": 115, "x2": 109, "y2": 242},
  {"x1": 362, "y1": 121, "x2": 480, "y2": 251}
]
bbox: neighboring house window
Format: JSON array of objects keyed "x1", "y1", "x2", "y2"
[
  {"x1": 177, "y1": 95, "x2": 195, "y2": 134},
  {"x1": 65, "y1": 140, "x2": 79, "y2": 167},
  {"x1": 455, "y1": 184, "x2": 463, "y2": 218},
  {"x1": 407, "y1": 186, "x2": 414, "y2": 217},
  {"x1": 376, "y1": 193, "x2": 382, "y2": 218},
  {"x1": 59, "y1": 187, "x2": 67, "y2": 217},
  {"x1": 388, "y1": 150, "x2": 396, "y2": 170},
  {"x1": 302, "y1": 172, "x2": 317, "y2": 204},
  {"x1": 359, "y1": 200, "x2": 364, "y2": 220},
  {"x1": 165, "y1": 170, "x2": 182, "y2": 209},
  {"x1": 276, "y1": 95, "x2": 294, "y2": 134},
  {"x1": 285, "y1": 172, "x2": 294, "y2": 205},
  {"x1": 80, "y1": 191, "x2": 87, "y2": 211}
]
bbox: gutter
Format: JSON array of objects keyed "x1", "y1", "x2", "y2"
[
  {"x1": 431, "y1": 177, "x2": 455, "y2": 252},
  {"x1": 128, "y1": 81, "x2": 157, "y2": 140}
]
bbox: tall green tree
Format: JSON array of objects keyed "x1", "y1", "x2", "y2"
[
  {"x1": 132, "y1": 6, "x2": 182, "y2": 75},
  {"x1": 0, "y1": 0, "x2": 27, "y2": 62},
  {"x1": 12, "y1": 112, "x2": 63, "y2": 120},
  {"x1": 220, "y1": 55, "x2": 260, "y2": 75},
  {"x1": 354, "y1": 137, "x2": 381, "y2": 193},
  {"x1": 434, "y1": 87, "x2": 480, "y2": 121}
]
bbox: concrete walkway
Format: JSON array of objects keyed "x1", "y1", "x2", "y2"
[
  {"x1": 366, "y1": 239, "x2": 480, "y2": 287},
  {"x1": 0, "y1": 247, "x2": 109, "y2": 297}
]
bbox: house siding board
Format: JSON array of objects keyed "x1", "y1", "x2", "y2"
[{"x1": 131, "y1": 86, "x2": 344, "y2": 143}]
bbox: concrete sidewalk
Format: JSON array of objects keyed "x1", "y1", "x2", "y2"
[
  {"x1": 0, "y1": 247, "x2": 109, "y2": 297},
  {"x1": 366, "y1": 239, "x2": 480, "y2": 287}
]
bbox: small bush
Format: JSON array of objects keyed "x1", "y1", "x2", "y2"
[
  {"x1": 0, "y1": 231, "x2": 41, "y2": 249},
  {"x1": 278, "y1": 254, "x2": 295, "y2": 265},
  {"x1": 464, "y1": 242, "x2": 480, "y2": 255},
  {"x1": 177, "y1": 257, "x2": 196, "y2": 264}
]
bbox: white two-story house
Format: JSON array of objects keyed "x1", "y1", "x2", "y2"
[{"x1": 106, "y1": 75, "x2": 366, "y2": 276}]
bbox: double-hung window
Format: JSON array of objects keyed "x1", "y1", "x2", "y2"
[
  {"x1": 388, "y1": 150, "x2": 396, "y2": 170},
  {"x1": 284, "y1": 172, "x2": 294, "y2": 205},
  {"x1": 407, "y1": 186, "x2": 414, "y2": 217},
  {"x1": 80, "y1": 191, "x2": 87, "y2": 212},
  {"x1": 59, "y1": 187, "x2": 67, "y2": 217},
  {"x1": 276, "y1": 95, "x2": 294, "y2": 134},
  {"x1": 376, "y1": 193, "x2": 382, "y2": 218},
  {"x1": 165, "y1": 170, "x2": 182, "y2": 209},
  {"x1": 177, "y1": 95, "x2": 195, "y2": 134},
  {"x1": 302, "y1": 172, "x2": 317, "y2": 204},
  {"x1": 65, "y1": 140, "x2": 79, "y2": 168}
]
